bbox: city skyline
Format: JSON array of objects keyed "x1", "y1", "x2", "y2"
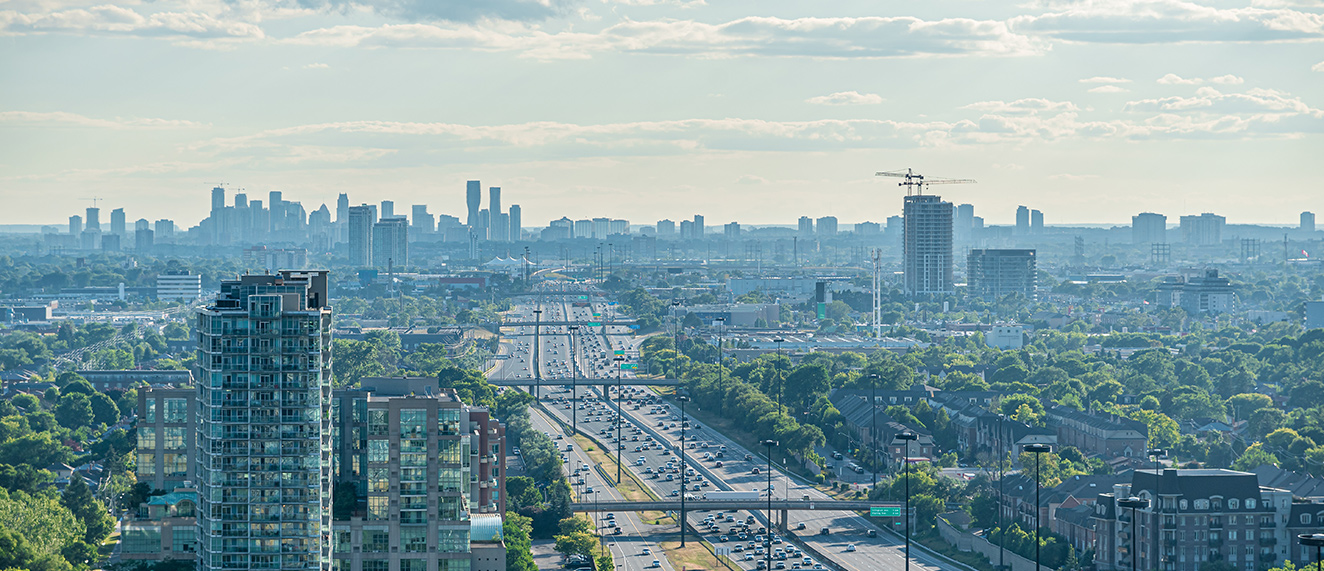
[{"x1": 2, "y1": 1, "x2": 1322, "y2": 225}]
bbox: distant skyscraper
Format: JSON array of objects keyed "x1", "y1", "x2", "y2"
[
  {"x1": 348, "y1": 205, "x2": 374, "y2": 266},
  {"x1": 488, "y1": 187, "x2": 503, "y2": 242},
  {"x1": 1015, "y1": 205, "x2": 1029, "y2": 235},
  {"x1": 466, "y1": 181, "x2": 481, "y2": 228},
  {"x1": 1132, "y1": 212, "x2": 1167, "y2": 244},
  {"x1": 968, "y1": 249, "x2": 1037, "y2": 300},
  {"x1": 903, "y1": 194, "x2": 954, "y2": 295},
  {"x1": 574, "y1": 219, "x2": 592, "y2": 239},
  {"x1": 816, "y1": 216, "x2": 837, "y2": 236},
  {"x1": 477, "y1": 209, "x2": 490, "y2": 240},
  {"x1": 955, "y1": 204, "x2": 974, "y2": 241},
  {"x1": 197, "y1": 271, "x2": 332, "y2": 571},
  {"x1": 509, "y1": 205, "x2": 522, "y2": 242},
  {"x1": 798, "y1": 216, "x2": 814, "y2": 237},
  {"x1": 724, "y1": 222, "x2": 741, "y2": 238},
  {"x1": 211, "y1": 186, "x2": 225, "y2": 212},
  {"x1": 1030, "y1": 209, "x2": 1043, "y2": 234},
  {"x1": 411, "y1": 205, "x2": 434, "y2": 237},
  {"x1": 657, "y1": 219, "x2": 675, "y2": 237},
  {"x1": 111, "y1": 208, "x2": 126, "y2": 236},
  {"x1": 1180, "y1": 213, "x2": 1225, "y2": 245},
  {"x1": 85, "y1": 207, "x2": 101, "y2": 231},
  {"x1": 592, "y1": 217, "x2": 610, "y2": 240},
  {"x1": 135, "y1": 228, "x2": 154, "y2": 251},
  {"x1": 234, "y1": 193, "x2": 248, "y2": 209},
  {"x1": 154, "y1": 219, "x2": 175, "y2": 240},
  {"x1": 679, "y1": 219, "x2": 694, "y2": 240},
  {"x1": 692, "y1": 215, "x2": 704, "y2": 238},
  {"x1": 69, "y1": 215, "x2": 82, "y2": 236},
  {"x1": 373, "y1": 217, "x2": 409, "y2": 267},
  {"x1": 380, "y1": 200, "x2": 394, "y2": 219},
  {"x1": 855, "y1": 221, "x2": 881, "y2": 235},
  {"x1": 336, "y1": 193, "x2": 349, "y2": 223},
  {"x1": 885, "y1": 215, "x2": 903, "y2": 237},
  {"x1": 609, "y1": 219, "x2": 629, "y2": 236},
  {"x1": 1302, "y1": 211, "x2": 1316, "y2": 233},
  {"x1": 135, "y1": 218, "x2": 150, "y2": 231}
]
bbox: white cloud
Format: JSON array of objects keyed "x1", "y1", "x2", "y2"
[
  {"x1": 304, "y1": 62, "x2": 330, "y2": 69},
  {"x1": 285, "y1": 16, "x2": 1045, "y2": 59},
  {"x1": 0, "y1": 110, "x2": 208, "y2": 129},
  {"x1": 1158, "y1": 73, "x2": 1203, "y2": 85},
  {"x1": 736, "y1": 174, "x2": 768, "y2": 184},
  {"x1": 1079, "y1": 76, "x2": 1131, "y2": 84},
  {"x1": 805, "y1": 91, "x2": 884, "y2": 106},
  {"x1": 0, "y1": 4, "x2": 265, "y2": 40},
  {"x1": 1088, "y1": 85, "x2": 1129, "y2": 93},
  {"x1": 1210, "y1": 74, "x2": 1245, "y2": 84},
  {"x1": 1123, "y1": 87, "x2": 1323, "y2": 117},
  {"x1": 962, "y1": 98, "x2": 1080, "y2": 114},
  {"x1": 1049, "y1": 173, "x2": 1100, "y2": 180},
  {"x1": 1011, "y1": 0, "x2": 1324, "y2": 44},
  {"x1": 1315, "y1": 61, "x2": 1324, "y2": 71}
]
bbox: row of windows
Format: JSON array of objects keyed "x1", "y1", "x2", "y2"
[
  {"x1": 360, "y1": 409, "x2": 464, "y2": 437},
  {"x1": 142, "y1": 397, "x2": 189, "y2": 423},
  {"x1": 137, "y1": 452, "x2": 188, "y2": 477},
  {"x1": 337, "y1": 529, "x2": 470, "y2": 554},
  {"x1": 332, "y1": 559, "x2": 471, "y2": 571},
  {"x1": 138, "y1": 427, "x2": 187, "y2": 450}
]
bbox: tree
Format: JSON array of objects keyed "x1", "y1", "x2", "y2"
[
  {"x1": 506, "y1": 476, "x2": 543, "y2": 511},
  {"x1": 53, "y1": 393, "x2": 94, "y2": 430},
  {"x1": 331, "y1": 339, "x2": 384, "y2": 387},
  {"x1": 61, "y1": 475, "x2": 114, "y2": 543},
  {"x1": 10, "y1": 393, "x2": 39, "y2": 411},
  {"x1": 1226, "y1": 393, "x2": 1273, "y2": 420},
  {"x1": 88, "y1": 392, "x2": 120, "y2": 426},
  {"x1": 504, "y1": 511, "x2": 537, "y2": 571},
  {"x1": 1233, "y1": 443, "x2": 1279, "y2": 471},
  {"x1": 0, "y1": 489, "x2": 83, "y2": 561}
]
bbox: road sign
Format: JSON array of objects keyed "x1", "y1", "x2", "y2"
[
  {"x1": 592, "y1": 313, "x2": 602, "y2": 318},
  {"x1": 870, "y1": 506, "x2": 902, "y2": 517},
  {"x1": 578, "y1": 296, "x2": 589, "y2": 300},
  {"x1": 587, "y1": 322, "x2": 602, "y2": 327},
  {"x1": 613, "y1": 350, "x2": 625, "y2": 355},
  {"x1": 621, "y1": 363, "x2": 638, "y2": 370},
  {"x1": 492, "y1": 355, "x2": 511, "y2": 360},
  {"x1": 629, "y1": 325, "x2": 640, "y2": 330}
]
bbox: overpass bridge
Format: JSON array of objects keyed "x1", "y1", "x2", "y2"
[
  {"x1": 488, "y1": 378, "x2": 681, "y2": 386},
  {"x1": 572, "y1": 499, "x2": 897, "y2": 512},
  {"x1": 498, "y1": 321, "x2": 637, "y2": 327}
]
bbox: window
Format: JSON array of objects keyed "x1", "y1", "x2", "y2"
[
  {"x1": 138, "y1": 426, "x2": 156, "y2": 449},
  {"x1": 1212, "y1": 498, "x2": 1223, "y2": 510},
  {"x1": 368, "y1": 468, "x2": 390, "y2": 493},
  {"x1": 368, "y1": 496, "x2": 389, "y2": 520},
  {"x1": 362, "y1": 561, "x2": 389, "y2": 571},
  {"x1": 363, "y1": 528, "x2": 389, "y2": 552},
  {"x1": 401, "y1": 527, "x2": 428, "y2": 552},
  {"x1": 171, "y1": 527, "x2": 195, "y2": 553},
  {"x1": 439, "y1": 409, "x2": 461, "y2": 435},
  {"x1": 439, "y1": 558, "x2": 471, "y2": 571},
  {"x1": 144, "y1": 399, "x2": 157, "y2": 422},
  {"x1": 438, "y1": 529, "x2": 469, "y2": 553},
  {"x1": 401, "y1": 468, "x2": 426, "y2": 482},
  {"x1": 163, "y1": 398, "x2": 187, "y2": 422},
  {"x1": 136, "y1": 453, "x2": 156, "y2": 477},
  {"x1": 1180, "y1": 499, "x2": 1188, "y2": 511},
  {"x1": 368, "y1": 409, "x2": 389, "y2": 436},
  {"x1": 402, "y1": 511, "x2": 428, "y2": 524},
  {"x1": 1229, "y1": 499, "x2": 1240, "y2": 510},
  {"x1": 334, "y1": 531, "x2": 351, "y2": 553},
  {"x1": 162, "y1": 453, "x2": 187, "y2": 477},
  {"x1": 122, "y1": 526, "x2": 162, "y2": 554},
  {"x1": 1229, "y1": 531, "x2": 1237, "y2": 541},
  {"x1": 1246, "y1": 498, "x2": 1257, "y2": 509},
  {"x1": 401, "y1": 559, "x2": 428, "y2": 571},
  {"x1": 368, "y1": 440, "x2": 389, "y2": 464},
  {"x1": 401, "y1": 409, "x2": 427, "y2": 439},
  {"x1": 439, "y1": 496, "x2": 468, "y2": 521},
  {"x1": 1302, "y1": 514, "x2": 1312, "y2": 524},
  {"x1": 439, "y1": 439, "x2": 463, "y2": 464},
  {"x1": 163, "y1": 427, "x2": 185, "y2": 450},
  {"x1": 438, "y1": 468, "x2": 464, "y2": 494},
  {"x1": 1195, "y1": 499, "x2": 1210, "y2": 510}
]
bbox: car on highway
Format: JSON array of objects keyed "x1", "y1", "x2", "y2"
[
  {"x1": 650, "y1": 561, "x2": 660, "y2": 568},
  {"x1": 845, "y1": 544, "x2": 856, "y2": 552}
]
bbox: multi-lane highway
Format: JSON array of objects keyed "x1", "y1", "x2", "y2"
[{"x1": 494, "y1": 285, "x2": 961, "y2": 571}]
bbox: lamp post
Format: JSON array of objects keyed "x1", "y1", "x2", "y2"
[
  {"x1": 1149, "y1": 447, "x2": 1167, "y2": 571},
  {"x1": 997, "y1": 413, "x2": 1006, "y2": 571},
  {"x1": 678, "y1": 395, "x2": 690, "y2": 547},
  {"x1": 870, "y1": 373, "x2": 880, "y2": 489},
  {"x1": 716, "y1": 317, "x2": 726, "y2": 416},
  {"x1": 1118, "y1": 497, "x2": 1149, "y2": 571},
  {"x1": 532, "y1": 308, "x2": 542, "y2": 400},
  {"x1": 1023, "y1": 443, "x2": 1052, "y2": 571},
  {"x1": 762, "y1": 438, "x2": 779, "y2": 571},
  {"x1": 569, "y1": 325, "x2": 580, "y2": 436},
  {"x1": 614, "y1": 355, "x2": 625, "y2": 484},
  {"x1": 1299, "y1": 534, "x2": 1324, "y2": 571},
  {"x1": 672, "y1": 300, "x2": 682, "y2": 374},
  {"x1": 773, "y1": 337, "x2": 786, "y2": 480},
  {"x1": 897, "y1": 431, "x2": 919, "y2": 571}
]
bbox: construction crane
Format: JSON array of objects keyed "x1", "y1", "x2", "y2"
[
  {"x1": 81, "y1": 197, "x2": 102, "y2": 208},
  {"x1": 875, "y1": 168, "x2": 976, "y2": 195}
]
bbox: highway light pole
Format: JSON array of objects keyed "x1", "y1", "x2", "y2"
[
  {"x1": 762, "y1": 438, "x2": 779, "y2": 571},
  {"x1": 1118, "y1": 497, "x2": 1148, "y2": 571},
  {"x1": 1149, "y1": 447, "x2": 1167, "y2": 570},
  {"x1": 1298, "y1": 534, "x2": 1324, "y2": 571},
  {"x1": 678, "y1": 395, "x2": 690, "y2": 547},
  {"x1": 897, "y1": 431, "x2": 919, "y2": 571},
  {"x1": 870, "y1": 373, "x2": 879, "y2": 489},
  {"x1": 614, "y1": 355, "x2": 626, "y2": 484},
  {"x1": 569, "y1": 325, "x2": 580, "y2": 437},
  {"x1": 533, "y1": 309, "x2": 542, "y2": 401},
  {"x1": 716, "y1": 317, "x2": 726, "y2": 416},
  {"x1": 1023, "y1": 443, "x2": 1052, "y2": 571}
]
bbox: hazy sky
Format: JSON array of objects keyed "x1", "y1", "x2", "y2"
[{"x1": 2, "y1": 0, "x2": 1322, "y2": 229}]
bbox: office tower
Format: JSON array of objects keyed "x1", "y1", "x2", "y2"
[
  {"x1": 466, "y1": 181, "x2": 481, "y2": 228},
  {"x1": 211, "y1": 187, "x2": 225, "y2": 212},
  {"x1": 373, "y1": 217, "x2": 409, "y2": 267},
  {"x1": 724, "y1": 222, "x2": 740, "y2": 238},
  {"x1": 269, "y1": 191, "x2": 285, "y2": 234},
  {"x1": 380, "y1": 200, "x2": 394, "y2": 219},
  {"x1": 967, "y1": 249, "x2": 1037, "y2": 300},
  {"x1": 1015, "y1": 205, "x2": 1029, "y2": 235},
  {"x1": 196, "y1": 271, "x2": 332, "y2": 571},
  {"x1": 679, "y1": 220, "x2": 694, "y2": 240},
  {"x1": 86, "y1": 207, "x2": 101, "y2": 231},
  {"x1": 487, "y1": 187, "x2": 503, "y2": 242},
  {"x1": 135, "y1": 218, "x2": 150, "y2": 231},
  {"x1": 509, "y1": 205, "x2": 521, "y2": 242},
  {"x1": 111, "y1": 208, "x2": 126, "y2": 236},
  {"x1": 348, "y1": 205, "x2": 374, "y2": 266},
  {"x1": 885, "y1": 215, "x2": 903, "y2": 237},
  {"x1": 411, "y1": 205, "x2": 433, "y2": 237},
  {"x1": 69, "y1": 215, "x2": 83, "y2": 236},
  {"x1": 235, "y1": 193, "x2": 249, "y2": 209},
  {"x1": 329, "y1": 377, "x2": 508, "y2": 571},
  {"x1": 1030, "y1": 209, "x2": 1043, "y2": 234},
  {"x1": 954, "y1": 204, "x2": 974, "y2": 241},
  {"x1": 336, "y1": 193, "x2": 349, "y2": 223},
  {"x1": 437, "y1": 214, "x2": 461, "y2": 237},
  {"x1": 544, "y1": 217, "x2": 571, "y2": 241},
  {"x1": 798, "y1": 216, "x2": 814, "y2": 237},
  {"x1": 1132, "y1": 212, "x2": 1167, "y2": 244},
  {"x1": 972, "y1": 216, "x2": 984, "y2": 231},
  {"x1": 308, "y1": 205, "x2": 332, "y2": 249},
  {"x1": 1303, "y1": 211, "x2": 1316, "y2": 232},
  {"x1": 592, "y1": 217, "x2": 610, "y2": 240},
  {"x1": 903, "y1": 194, "x2": 954, "y2": 295},
  {"x1": 656, "y1": 219, "x2": 675, "y2": 237},
  {"x1": 476, "y1": 209, "x2": 490, "y2": 240},
  {"x1": 1180, "y1": 213, "x2": 1225, "y2": 245},
  {"x1": 692, "y1": 215, "x2": 704, "y2": 238},
  {"x1": 135, "y1": 228, "x2": 154, "y2": 251},
  {"x1": 492, "y1": 213, "x2": 510, "y2": 243},
  {"x1": 816, "y1": 216, "x2": 837, "y2": 237},
  {"x1": 855, "y1": 221, "x2": 881, "y2": 235},
  {"x1": 155, "y1": 219, "x2": 175, "y2": 240},
  {"x1": 609, "y1": 219, "x2": 628, "y2": 236}
]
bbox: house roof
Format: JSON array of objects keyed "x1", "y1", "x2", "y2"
[
  {"x1": 1251, "y1": 465, "x2": 1324, "y2": 500},
  {"x1": 1131, "y1": 469, "x2": 1264, "y2": 508}
]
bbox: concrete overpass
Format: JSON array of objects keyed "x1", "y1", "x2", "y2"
[
  {"x1": 488, "y1": 378, "x2": 681, "y2": 386},
  {"x1": 573, "y1": 499, "x2": 897, "y2": 512},
  {"x1": 498, "y1": 321, "x2": 637, "y2": 327}
]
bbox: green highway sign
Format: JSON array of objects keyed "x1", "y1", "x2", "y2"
[
  {"x1": 578, "y1": 296, "x2": 589, "y2": 300},
  {"x1": 613, "y1": 350, "x2": 625, "y2": 355},
  {"x1": 870, "y1": 507, "x2": 902, "y2": 517},
  {"x1": 587, "y1": 322, "x2": 602, "y2": 327},
  {"x1": 621, "y1": 364, "x2": 639, "y2": 370}
]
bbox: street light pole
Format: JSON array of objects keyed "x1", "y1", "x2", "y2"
[
  {"x1": 762, "y1": 438, "x2": 779, "y2": 571},
  {"x1": 1023, "y1": 443, "x2": 1052, "y2": 571},
  {"x1": 1149, "y1": 447, "x2": 1167, "y2": 571},
  {"x1": 533, "y1": 309, "x2": 542, "y2": 400},
  {"x1": 997, "y1": 413, "x2": 1005, "y2": 571},
  {"x1": 897, "y1": 431, "x2": 919, "y2": 571},
  {"x1": 615, "y1": 355, "x2": 625, "y2": 484},
  {"x1": 679, "y1": 395, "x2": 690, "y2": 547},
  {"x1": 870, "y1": 373, "x2": 879, "y2": 489},
  {"x1": 1118, "y1": 497, "x2": 1149, "y2": 571},
  {"x1": 716, "y1": 317, "x2": 726, "y2": 416},
  {"x1": 1298, "y1": 534, "x2": 1324, "y2": 571},
  {"x1": 569, "y1": 325, "x2": 580, "y2": 437}
]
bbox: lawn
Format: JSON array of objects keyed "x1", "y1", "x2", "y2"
[{"x1": 659, "y1": 539, "x2": 740, "y2": 571}]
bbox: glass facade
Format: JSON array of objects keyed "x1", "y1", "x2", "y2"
[{"x1": 196, "y1": 272, "x2": 332, "y2": 571}]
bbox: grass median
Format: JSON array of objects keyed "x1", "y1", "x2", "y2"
[{"x1": 660, "y1": 539, "x2": 739, "y2": 571}]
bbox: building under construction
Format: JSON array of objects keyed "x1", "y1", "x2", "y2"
[{"x1": 903, "y1": 194, "x2": 954, "y2": 296}]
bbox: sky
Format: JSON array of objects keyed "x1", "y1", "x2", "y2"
[{"x1": 1, "y1": 0, "x2": 1322, "y2": 229}]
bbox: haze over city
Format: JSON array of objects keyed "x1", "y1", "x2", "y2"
[{"x1": 3, "y1": 0, "x2": 1323, "y2": 226}]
